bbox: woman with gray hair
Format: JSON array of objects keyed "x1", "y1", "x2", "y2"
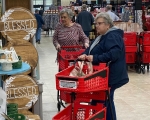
[
  {"x1": 78, "y1": 12, "x2": 129, "y2": 120},
  {"x1": 53, "y1": 8, "x2": 89, "y2": 51}
]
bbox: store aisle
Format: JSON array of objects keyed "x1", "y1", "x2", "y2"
[{"x1": 36, "y1": 33, "x2": 150, "y2": 120}]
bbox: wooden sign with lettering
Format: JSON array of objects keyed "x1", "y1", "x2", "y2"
[
  {"x1": 5, "y1": 75, "x2": 39, "y2": 110},
  {"x1": 1, "y1": 7, "x2": 37, "y2": 42}
]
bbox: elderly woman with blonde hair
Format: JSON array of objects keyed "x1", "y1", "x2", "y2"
[{"x1": 78, "y1": 12, "x2": 129, "y2": 120}]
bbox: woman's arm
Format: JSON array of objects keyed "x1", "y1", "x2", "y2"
[
  {"x1": 53, "y1": 24, "x2": 60, "y2": 48},
  {"x1": 92, "y1": 33, "x2": 123, "y2": 64}
]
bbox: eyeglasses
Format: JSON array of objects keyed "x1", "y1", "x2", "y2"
[
  {"x1": 95, "y1": 22, "x2": 105, "y2": 26},
  {"x1": 61, "y1": 16, "x2": 68, "y2": 19}
]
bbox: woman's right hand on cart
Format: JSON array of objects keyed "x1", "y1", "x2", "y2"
[
  {"x1": 56, "y1": 44, "x2": 61, "y2": 51},
  {"x1": 78, "y1": 54, "x2": 87, "y2": 61}
]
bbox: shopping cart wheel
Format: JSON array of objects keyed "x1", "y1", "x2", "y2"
[
  {"x1": 138, "y1": 68, "x2": 141, "y2": 74},
  {"x1": 142, "y1": 69, "x2": 145, "y2": 74},
  {"x1": 147, "y1": 65, "x2": 149, "y2": 72},
  {"x1": 57, "y1": 102, "x2": 61, "y2": 111},
  {"x1": 135, "y1": 67, "x2": 139, "y2": 73}
]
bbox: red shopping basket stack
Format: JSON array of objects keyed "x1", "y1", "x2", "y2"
[
  {"x1": 138, "y1": 31, "x2": 150, "y2": 73},
  {"x1": 123, "y1": 32, "x2": 138, "y2": 68},
  {"x1": 53, "y1": 63, "x2": 109, "y2": 120},
  {"x1": 57, "y1": 46, "x2": 85, "y2": 111}
]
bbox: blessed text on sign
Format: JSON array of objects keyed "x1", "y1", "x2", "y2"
[
  {"x1": 6, "y1": 86, "x2": 37, "y2": 99},
  {"x1": 4, "y1": 19, "x2": 36, "y2": 31}
]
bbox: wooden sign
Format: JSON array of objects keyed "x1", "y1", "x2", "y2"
[
  {"x1": 5, "y1": 75, "x2": 39, "y2": 110},
  {"x1": 0, "y1": 7, "x2": 37, "y2": 42},
  {"x1": 26, "y1": 115, "x2": 41, "y2": 120}
]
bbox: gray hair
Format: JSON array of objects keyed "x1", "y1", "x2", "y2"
[
  {"x1": 81, "y1": 4, "x2": 87, "y2": 10},
  {"x1": 95, "y1": 12, "x2": 114, "y2": 28},
  {"x1": 106, "y1": 5, "x2": 112, "y2": 10},
  {"x1": 59, "y1": 8, "x2": 74, "y2": 19}
]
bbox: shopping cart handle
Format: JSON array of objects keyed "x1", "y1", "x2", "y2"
[
  {"x1": 61, "y1": 46, "x2": 83, "y2": 49},
  {"x1": 76, "y1": 59, "x2": 111, "y2": 67},
  {"x1": 75, "y1": 58, "x2": 90, "y2": 62},
  {"x1": 106, "y1": 61, "x2": 111, "y2": 66}
]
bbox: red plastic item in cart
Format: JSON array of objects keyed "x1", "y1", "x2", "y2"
[
  {"x1": 125, "y1": 46, "x2": 137, "y2": 63},
  {"x1": 76, "y1": 91, "x2": 107, "y2": 101},
  {"x1": 142, "y1": 52, "x2": 150, "y2": 63},
  {"x1": 140, "y1": 31, "x2": 150, "y2": 45},
  {"x1": 60, "y1": 91, "x2": 72, "y2": 103},
  {"x1": 57, "y1": 46, "x2": 85, "y2": 71},
  {"x1": 125, "y1": 46, "x2": 137, "y2": 52},
  {"x1": 143, "y1": 46, "x2": 150, "y2": 52},
  {"x1": 126, "y1": 53, "x2": 136, "y2": 63},
  {"x1": 60, "y1": 90, "x2": 107, "y2": 105},
  {"x1": 53, "y1": 101, "x2": 106, "y2": 120},
  {"x1": 123, "y1": 32, "x2": 137, "y2": 46},
  {"x1": 56, "y1": 63, "x2": 108, "y2": 92}
]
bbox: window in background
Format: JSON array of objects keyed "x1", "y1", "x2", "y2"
[
  {"x1": 33, "y1": 0, "x2": 53, "y2": 10},
  {"x1": 33, "y1": 0, "x2": 43, "y2": 5},
  {"x1": 45, "y1": 0, "x2": 53, "y2": 10}
]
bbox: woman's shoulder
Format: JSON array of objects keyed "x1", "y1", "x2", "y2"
[
  {"x1": 73, "y1": 23, "x2": 82, "y2": 28},
  {"x1": 55, "y1": 22, "x2": 63, "y2": 29},
  {"x1": 104, "y1": 29, "x2": 124, "y2": 42}
]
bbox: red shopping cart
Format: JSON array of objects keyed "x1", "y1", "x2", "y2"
[
  {"x1": 123, "y1": 32, "x2": 139, "y2": 72},
  {"x1": 138, "y1": 31, "x2": 150, "y2": 74},
  {"x1": 53, "y1": 99, "x2": 106, "y2": 120},
  {"x1": 57, "y1": 46, "x2": 85, "y2": 111},
  {"x1": 54, "y1": 63, "x2": 115, "y2": 120}
]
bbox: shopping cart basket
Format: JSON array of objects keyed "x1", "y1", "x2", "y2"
[
  {"x1": 57, "y1": 46, "x2": 85, "y2": 71},
  {"x1": 55, "y1": 63, "x2": 115, "y2": 120},
  {"x1": 56, "y1": 63, "x2": 108, "y2": 92},
  {"x1": 53, "y1": 98, "x2": 106, "y2": 120},
  {"x1": 57, "y1": 46, "x2": 85, "y2": 111}
]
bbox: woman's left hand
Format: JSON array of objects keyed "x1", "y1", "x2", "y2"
[
  {"x1": 84, "y1": 43, "x2": 89, "y2": 48},
  {"x1": 86, "y1": 55, "x2": 93, "y2": 62}
]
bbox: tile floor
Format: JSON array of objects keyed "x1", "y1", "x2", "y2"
[{"x1": 36, "y1": 33, "x2": 150, "y2": 120}]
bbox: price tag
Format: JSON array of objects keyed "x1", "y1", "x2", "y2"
[{"x1": 59, "y1": 80, "x2": 77, "y2": 89}]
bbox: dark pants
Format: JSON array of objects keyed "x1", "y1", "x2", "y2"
[
  {"x1": 106, "y1": 87, "x2": 116, "y2": 120},
  {"x1": 91, "y1": 87, "x2": 117, "y2": 120},
  {"x1": 84, "y1": 31, "x2": 90, "y2": 37}
]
